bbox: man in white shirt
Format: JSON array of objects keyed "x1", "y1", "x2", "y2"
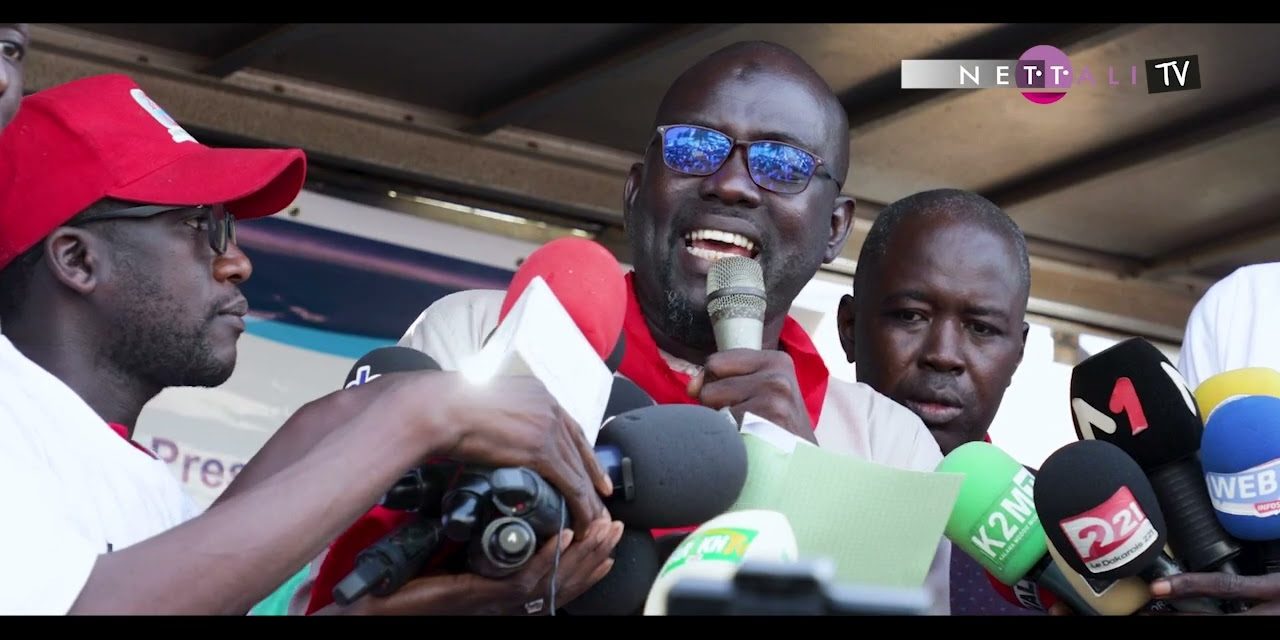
[
  {"x1": 1178, "y1": 262, "x2": 1280, "y2": 389},
  {"x1": 0, "y1": 73, "x2": 616, "y2": 615},
  {"x1": 307, "y1": 40, "x2": 951, "y2": 615}
]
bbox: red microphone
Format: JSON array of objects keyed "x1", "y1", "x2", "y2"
[
  {"x1": 986, "y1": 568, "x2": 1059, "y2": 612},
  {"x1": 499, "y1": 237, "x2": 626, "y2": 361}
]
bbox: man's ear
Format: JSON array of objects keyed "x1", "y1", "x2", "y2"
[
  {"x1": 622, "y1": 162, "x2": 644, "y2": 235},
  {"x1": 823, "y1": 195, "x2": 857, "y2": 263},
  {"x1": 1018, "y1": 321, "x2": 1030, "y2": 365},
  {"x1": 837, "y1": 293, "x2": 857, "y2": 364},
  {"x1": 42, "y1": 228, "x2": 102, "y2": 296}
]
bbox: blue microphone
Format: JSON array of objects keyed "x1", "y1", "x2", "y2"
[{"x1": 1201, "y1": 395, "x2": 1280, "y2": 573}]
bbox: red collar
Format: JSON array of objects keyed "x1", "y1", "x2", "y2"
[
  {"x1": 107, "y1": 422, "x2": 158, "y2": 460},
  {"x1": 616, "y1": 272, "x2": 829, "y2": 429}
]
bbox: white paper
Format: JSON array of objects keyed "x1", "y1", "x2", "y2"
[{"x1": 459, "y1": 277, "x2": 613, "y2": 445}]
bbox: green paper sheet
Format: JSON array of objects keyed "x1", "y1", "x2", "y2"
[{"x1": 730, "y1": 432, "x2": 963, "y2": 588}]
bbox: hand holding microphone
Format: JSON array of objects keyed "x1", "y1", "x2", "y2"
[
  {"x1": 1069, "y1": 338, "x2": 1244, "y2": 576},
  {"x1": 689, "y1": 255, "x2": 815, "y2": 442},
  {"x1": 325, "y1": 347, "x2": 618, "y2": 614},
  {"x1": 1147, "y1": 390, "x2": 1280, "y2": 615}
]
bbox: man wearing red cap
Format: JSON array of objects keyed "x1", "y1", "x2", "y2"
[{"x1": 0, "y1": 74, "x2": 615, "y2": 615}]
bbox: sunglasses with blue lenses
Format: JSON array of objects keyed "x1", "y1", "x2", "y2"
[{"x1": 657, "y1": 124, "x2": 842, "y2": 195}]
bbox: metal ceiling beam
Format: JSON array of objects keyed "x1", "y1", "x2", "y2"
[
  {"x1": 982, "y1": 84, "x2": 1280, "y2": 209},
  {"x1": 831, "y1": 199, "x2": 1202, "y2": 344},
  {"x1": 26, "y1": 40, "x2": 631, "y2": 226},
  {"x1": 839, "y1": 23, "x2": 1137, "y2": 131},
  {"x1": 199, "y1": 24, "x2": 322, "y2": 78},
  {"x1": 1142, "y1": 214, "x2": 1280, "y2": 279},
  {"x1": 844, "y1": 199, "x2": 1148, "y2": 277},
  {"x1": 462, "y1": 23, "x2": 737, "y2": 136},
  {"x1": 26, "y1": 26, "x2": 1204, "y2": 343}
]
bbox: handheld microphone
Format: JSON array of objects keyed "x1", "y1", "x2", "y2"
[
  {"x1": 1202, "y1": 395, "x2": 1280, "y2": 574},
  {"x1": 441, "y1": 403, "x2": 749, "y2": 580},
  {"x1": 499, "y1": 236, "x2": 626, "y2": 361},
  {"x1": 1069, "y1": 337, "x2": 1243, "y2": 575},
  {"x1": 984, "y1": 569, "x2": 1059, "y2": 612},
  {"x1": 984, "y1": 549, "x2": 1161, "y2": 616},
  {"x1": 1035, "y1": 439, "x2": 1224, "y2": 614},
  {"x1": 1194, "y1": 367, "x2": 1280, "y2": 421},
  {"x1": 467, "y1": 238, "x2": 626, "y2": 445},
  {"x1": 562, "y1": 526, "x2": 662, "y2": 615},
  {"x1": 341, "y1": 347, "x2": 462, "y2": 514},
  {"x1": 935, "y1": 441, "x2": 1101, "y2": 616},
  {"x1": 604, "y1": 375, "x2": 656, "y2": 422},
  {"x1": 645, "y1": 510, "x2": 798, "y2": 615},
  {"x1": 706, "y1": 255, "x2": 765, "y2": 351},
  {"x1": 332, "y1": 347, "x2": 449, "y2": 606},
  {"x1": 343, "y1": 345, "x2": 440, "y2": 388}
]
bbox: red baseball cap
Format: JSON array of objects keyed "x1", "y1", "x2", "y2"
[{"x1": 0, "y1": 73, "x2": 307, "y2": 269}]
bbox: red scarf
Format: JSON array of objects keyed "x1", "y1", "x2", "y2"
[
  {"x1": 617, "y1": 272, "x2": 829, "y2": 428},
  {"x1": 618, "y1": 272, "x2": 829, "y2": 539}
]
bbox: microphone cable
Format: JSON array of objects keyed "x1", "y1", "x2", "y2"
[{"x1": 549, "y1": 494, "x2": 566, "y2": 615}]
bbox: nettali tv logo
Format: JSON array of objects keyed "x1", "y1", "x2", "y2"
[{"x1": 901, "y1": 45, "x2": 1202, "y2": 105}]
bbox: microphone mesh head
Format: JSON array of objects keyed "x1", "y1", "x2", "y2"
[{"x1": 706, "y1": 256, "x2": 765, "y2": 322}]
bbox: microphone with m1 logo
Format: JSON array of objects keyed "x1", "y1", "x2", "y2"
[
  {"x1": 1069, "y1": 337, "x2": 1244, "y2": 577},
  {"x1": 1035, "y1": 439, "x2": 1224, "y2": 614}
]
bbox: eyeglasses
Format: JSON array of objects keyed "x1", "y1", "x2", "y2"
[
  {"x1": 72, "y1": 204, "x2": 237, "y2": 256},
  {"x1": 656, "y1": 124, "x2": 842, "y2": 194}
]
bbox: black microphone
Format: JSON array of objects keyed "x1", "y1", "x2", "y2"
[
  {"x1": 1035, "y1": 439, "x2": 1223, "y2": 614},
  {"x1": 332, "y1": 346, "x2": 448, "y2": 606},
  {"x1": 342, "y1": 345, "x2": 440, "y2": 389},
  {"x1": 563, "y1": 526, "x2": 662, "y2": 615},
  {"x1": 604, "y1": 375, "x2": 655, "y2": 421},
  {"x1": 449, "y1": 404, "x2": 747, "y2": 582},
  {"x1": 604, "y1": 333, "x2": 626, "y2": 373},
  {"x1": 1069, "y1": 337, "x2": 1244, "y2": 575}
]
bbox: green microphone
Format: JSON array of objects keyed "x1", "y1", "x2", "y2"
[{"x1": 937, "y1": 442, "x2": 1099, "y2": 615}]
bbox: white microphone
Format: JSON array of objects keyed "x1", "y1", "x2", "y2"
[{"x1": 706, "y1": 256, "x2": 766, "y2": 351}]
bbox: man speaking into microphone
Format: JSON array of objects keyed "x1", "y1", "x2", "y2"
[{"x1": 370, "y1": 40, "x2": 952, "y2": 613}]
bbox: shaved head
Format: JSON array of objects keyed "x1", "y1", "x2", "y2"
[{"x1": 655, "y1": 41, "x2": 850, "y2": 179}]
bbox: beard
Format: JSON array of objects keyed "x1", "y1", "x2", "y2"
[
  {"x1": 656, "y1": 260, "x2": 718, "y2": 352},
  {"x1": 101, "y1": 269, "x2": 236, "y2": 390}
]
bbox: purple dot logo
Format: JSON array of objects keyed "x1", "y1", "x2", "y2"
[{"x1": 1018, "y1": 45, "x2": 1071, "y2": 105}]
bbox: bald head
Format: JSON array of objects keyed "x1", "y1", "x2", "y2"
[
  {"x1": 655, "y1": 41, "x2": 850, "y2": 180},
  {"x1": 855, "y1": 188, "x2": 1030, "y2": 302}
]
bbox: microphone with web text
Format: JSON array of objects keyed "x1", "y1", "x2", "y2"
[
  {"x1": 1202, "y1": 394, "x2": 1280, "y2": 576},
  {"x1": 1069, "y1": 337, "x2": 1244, "y2": 576},
  {"x1": 935, "y1": 441, "x2": 1101, "y2": 615},
  {"x1": 1035, "y1": 439, "x2": 1223, "y2": 614},
  {"x1": 707, "y1": 255, "x2": 765, "y2": 352}
]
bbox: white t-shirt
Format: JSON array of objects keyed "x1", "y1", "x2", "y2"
[
  {"x1": 396, "y1": 289, "x2": 953, "y2": 614},
  {"x1": 1179, "y1": 263, "x2": 1280, "y2": 389},
  {"x1": 0, "y1": 335, "x2": 201, "y2": 614}
]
